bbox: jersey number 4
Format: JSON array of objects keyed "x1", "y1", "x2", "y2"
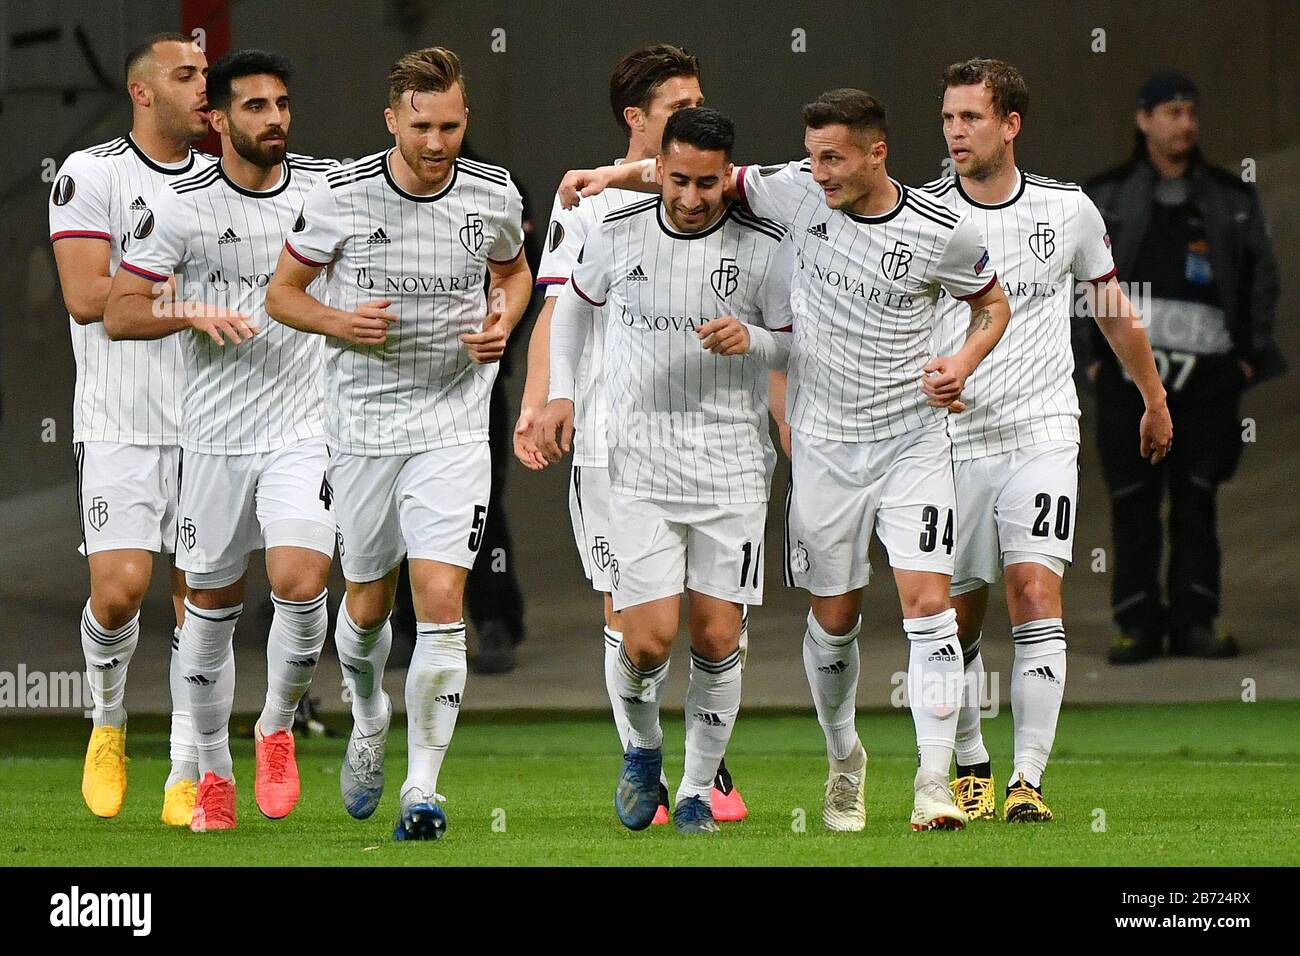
[{"x1": 919, "y1": 505, "x2": 954, "y2": 555}]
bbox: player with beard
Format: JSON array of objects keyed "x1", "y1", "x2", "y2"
[
  {"x1": 106, "y1": 50, "x2": 339, "y2": 831},
  {"x1": 921, "y1": 59, "x2": 1170, "y2": 821},
  {"x1": 516, "y1": 44, "x2": 749, "y2": 824},
  {"x1": 267, "y1": 47, "x2": 531, "y2": 841},
  {"x1": 50, "y1": 32, "x2": 213, "y2": 826}
]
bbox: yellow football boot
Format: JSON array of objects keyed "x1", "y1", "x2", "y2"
[
  {"x1": 951, "y1": 773, "x2": 997, "y2": 820},
  {"x1": 82, "y1": 725, "x2": 127, "y2": 818},
  {"x1": 1004, "y1": 772, "x2": 1054, "y2": 823},
  {"x1": 161, "y1": 778, "x2": 197, "y2": 827}
]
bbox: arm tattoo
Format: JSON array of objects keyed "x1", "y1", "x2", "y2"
[{"x1": 968, "y1": 307, "x2": 993, "y2": 336}]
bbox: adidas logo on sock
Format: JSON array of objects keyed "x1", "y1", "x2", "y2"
[
  {"x1": 817, "y1": 659, "x2": 848, "y2": 674},
  {"x1": 129, "y1": 195, "x2": 148, "y2": 210},
  {"x1": 339, "y1": 662, "x2": 361, "y2": 674},
  {"x1": 366, "y1": 227, "x2": 391, "y2": 244},
  {"x1": 1022, "y1": 665, "x2": 1060, "y2": 684},
  {"x1": 184, "y1": 674, "x2": 215, "y2": 686},
  {"x1": 217, "y1": 227, "x2": 241, "y2": 244},
  {"x1": 928, "y1": 643, "x2": 959, "y2": 662},
  {"x1": 434, "y1": 692, "x2": 461, "y2": 708},
  {"x1": 286, "y1": 657, "x2": 318, "y2": 668},
  {"x1": 693, "y1": 711, "x2": 724, "y2": 727},
  {"x1": 627, "y1": 264, "x2": 648, "y2": 281},
  {"x1": 91, "y1": 658, "x2": 121, "y2": 671},
  {"x1": 806, "y1": 221, "x2": 829, "y2": 240}
]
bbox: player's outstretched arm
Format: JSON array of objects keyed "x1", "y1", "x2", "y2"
[
  {"x1": 104, "y1": 267, "x2": 252, "y2": 344},
  {"x1": 558, "y1": 158, "x2": 657, "y2": 209},
  {"x1": 51, "y1": 238, "x2": 114, "y2": 326},
  {"x1": 1086, "y1": 276, "x2": 1173, "y2": 463},
  {"x1": 536, "y1": 285, "x2": 594, "y2": 463},
  {"x1": 923, "y1": 280, "x2": 1011, "y2": 411},
  {"x1": 514, "y1": 295, "x2": 558, "y2": 470},
  {"x1": 267, "y1": 249, "x2": 397, "y2": 346}
]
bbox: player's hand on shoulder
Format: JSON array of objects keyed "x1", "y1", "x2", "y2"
[
  {"x1": 1140, "y1": 400, "x2": 1173, "y2": 463},
  {"x1": 187, "y1": 304, "x2": 258, "y2": 346},
  {"x1": 534, "y1": 398, "x2": 575, "y2": 464},
  {"x1": 513, "y1": 405, "x2": 548, "y2": 471},
  {"x1": 559, "y1": 167, "x2": 610, "y2": 209},
  {"x1": 922, "y1": 355, "x2": 973, "y2": 409},
  {"x1": 461, "y1": 311, "x2": 508, "y2": 364},
  {"x1": 697, "y1": 315, "x2": 749, "y2": 356},
  {"x1": 339, "y1": 298, "x2": 397, "y2": 346}
]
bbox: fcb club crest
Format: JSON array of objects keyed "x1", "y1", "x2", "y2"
[
  {"x1": 86, "y1": 496, "x2": 109, "y2": 533},
  {"x1": 1029, "y1": 222, "x2": 1056, "y2": 263},
  {"x1": 880, "y1": 240, "x2": 912, "y2": 281},
  {"x1": 710, "y1": 257, "x2": 739, "y2": 299},
  {"x1": 459, "y1": 212, "x2": 485, "y2": 254},
  {"x1": 590, "y1": 535, "x2": 612, "y2": 572}
]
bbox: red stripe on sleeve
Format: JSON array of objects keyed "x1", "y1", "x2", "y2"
[
  {"x1": 285, "y1": 241, "x2": 330, "y2": 268},
  {"x1": 954, "y1": 274, "x2": 998, "y2": 302},
  {"x1": 119, "y1": 261, "x2": 170, "y2": 283}
]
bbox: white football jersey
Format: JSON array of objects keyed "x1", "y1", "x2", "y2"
[
  {"x1": 921, "y1": 169, "x2": 1116, "y2": 459},
  {"x1": 49, "y1": 135, "x2": 216, "y2": 445},
  {"x1": 560, "y1": 198, "x2": 794, "y2": 504},
  {"x1": 120, "y1": 153, "x2": 338, "y2": 455},
  {"x1": 736, "y1": 161, "x2": 997, "y2": 442},
  {"x1": 286, "y1": 150, "x2": 524, "y2": 456},
  {"x1": 537, "y1": 164, "x2": 643, "y2": 468}
]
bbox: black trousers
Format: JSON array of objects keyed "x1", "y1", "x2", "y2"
[{"x1": 1094, "y1": 354, "x2": 1245, "y2": 634}]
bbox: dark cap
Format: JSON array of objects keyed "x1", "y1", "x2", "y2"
[{"x1": 1137, "y1": 71, "x2": 1198, "y2": 110}]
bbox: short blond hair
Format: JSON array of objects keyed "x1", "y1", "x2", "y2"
[{"x1": 388, "y1": 46, "x2": 466, "y2": 109}]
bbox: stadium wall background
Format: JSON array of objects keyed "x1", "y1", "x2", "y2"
[{"x1": 0, "y1": 0, "x2": 1295, "y2": 698}]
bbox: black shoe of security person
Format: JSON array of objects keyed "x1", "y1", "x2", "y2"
[
  {"x1": 471, "y1": 621, "x2": 518, "y2": 675},
  {"x1": 1107, "y1": 627, "x2": 1162, "y2": 665},
  {"x1": 1169, "y1": 623, "x2": 1239, "y2": 659}
]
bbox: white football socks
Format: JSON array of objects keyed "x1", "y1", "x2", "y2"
[
  {"x1": 80, "y1": 601, "x2": 138, "y2": 729},
  {"x1": 678, "y1": 647, "x2": 742, "y2": 806},
  {"x1": 954, "y1": 631, "x2": 990, "y2": 771},
  {"x1": 801, "y1": 610, "x2": 861, "y2": 763},
  {"x1": 602, "y1": 626, "x2": 633, "y2": 751},
  {"x1": 181, "y1": 599, "x2": 241, "y2": 780},
  {"x1": 334, "y1": 599, "x2": 392, "y2": 736},
  {"x1": 613, "y1": 645, "x2": 669, "y2": 751},
  {"x1": 259, "y1": 590, "x2": 329, "y2": 735},
  {"x1": 166, "y1": 625, "x2": 199, "y2": 787},
  {"x1": 1010, "y1": 618, "x2": 1067, "y2": 789},
  {"x1": 402, "y1": 621, "x2": 467, "y2": 798},
  {"x1": 905, "y1": 608, "x2": 962, "y2": 776}
]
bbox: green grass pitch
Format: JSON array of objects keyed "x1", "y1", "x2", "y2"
[{"x1": 2, "y1": 701, "x2": 1297, "y2": 866}]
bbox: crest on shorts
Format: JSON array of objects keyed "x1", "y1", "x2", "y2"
[
  {"x1": 52, "y1": 175, "x2": 76, "y2": 206},
  {"x1": 179, "y1": 517, "x2": 197, "y2": 551},
  {"x1": 1028, "y1": 222, "x2": 1056, "y2": 263},
  {"x1": 591, "y1": 535, "x2": 612, "y2": 572},
  {"x1": 458, "y1": 212, "x2": 485, "y2": 254},
  {"x1": 609, "y1": 556, "x2": 621, "y2": 590},
  {"x1": 880, "y1": 240, "x2": 912, "y2": 281},
  {"x1": 86, "y1": 496, "x2": 109, "y2": 532},
  {"x1": 710, "y1": 257, "x2": 739, "y2": 299},
  {"x1": 790, "y1": 539, "x2": 811, "y2": 575}
]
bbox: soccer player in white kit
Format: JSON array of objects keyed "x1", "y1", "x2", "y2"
[
  {"x1": 266, "y1": 47, "x2": 531, "y2": 841},
  {"x1": 49, "y1": 32, "x2": 212, "y2": 826},
  {"x1": 922, "y1": 59, "x2": 1172, "y2": 822},
  {"x1": 557, "y1": 88, "x2": 1012, "y2": 831},
  {"x1": 105, "y1": 50, "x2": 340, "y2": 832},
  {"x1": 538, "y1": 107, "x2": 793, "y2": 833},
  {"x1": 517, "y1": 45, "x2": 748, "y2": 823}
]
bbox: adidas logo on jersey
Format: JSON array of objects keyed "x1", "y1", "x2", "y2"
[
  {"x1": 807, "y1": 221, "x2": 829, "y2": 240},
  {"x1": 217, "y1": 227, "x2": 241, "y2": 244},
  {"x1": 1022, "y1": 665, "x2": 1061, "y2": 684},
  {"x1": 693, "y1": 711, "x2": 724, "y2": 727},
  {"x1": 434, "y1": 692, "x2": 461, "y2": 708},
  {"x1": 366, "y1": 228, "x2": 391, "y2": 244},
  {"x1": 627, "y1": 264, "x2": 649, "y2": 281},
  {"x1": 928, "y1": 643, "x2": 959, "y2": 663},
  {"x1": 817, "y1": 660, "x2": 848, "y2": 674},
  {"x1": 129, "y1": 195, "x2": 148, "y2": 211}
]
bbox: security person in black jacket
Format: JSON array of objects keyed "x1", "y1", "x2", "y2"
[{"x1": 1082, "y1": 71, "x2": 1283, "y2": 664}]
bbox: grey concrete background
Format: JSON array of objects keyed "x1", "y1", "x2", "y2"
[{"x1": 0, "y1": 0, "x2": 1296, "y2": 713}]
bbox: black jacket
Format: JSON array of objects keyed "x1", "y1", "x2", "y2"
[{"x1": 1081, "y1": 149, "x2": 1285, "y2": 383}]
